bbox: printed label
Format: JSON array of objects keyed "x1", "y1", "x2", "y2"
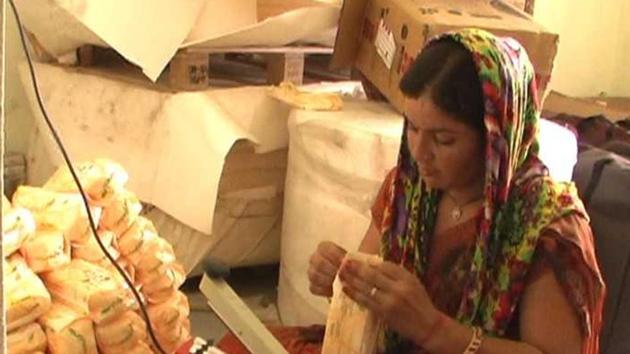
[{"x1": 375, "y1": 19, "x2": 396, "y2": 70}]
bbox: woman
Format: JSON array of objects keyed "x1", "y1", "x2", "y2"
[{"x1": 220, "y1": 29, "x2": 605, "y2": 354}]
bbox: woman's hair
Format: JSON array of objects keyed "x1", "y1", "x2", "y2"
[{"x1": 400, "y1": 40, "x2": 485, "y2": 134}]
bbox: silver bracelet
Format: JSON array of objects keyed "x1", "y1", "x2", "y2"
[{"x1": 463, "y1": 326, "x2": 483, "y2": 354}]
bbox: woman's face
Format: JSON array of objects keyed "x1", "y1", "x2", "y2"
[{"x1": 405, "y1": 94, "x2": 486, "y2": 193}]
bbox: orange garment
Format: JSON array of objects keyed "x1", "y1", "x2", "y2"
[{"x1": 217, "y1": 325, "x2": 324, "y2": 354}]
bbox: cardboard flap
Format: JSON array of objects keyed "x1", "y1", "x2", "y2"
[
  {"x1": 401, "y1": 0, "x2": 541, "y2": 32},
  {"x1": 543, "y1": 91, "x2": 630, "y2": 122},
  {"x1": 427, "y1": 22, "x2": 558, "y2": 75},
  {"x1": 331, "y1": 0, "x2": 369, "y2": 69}
]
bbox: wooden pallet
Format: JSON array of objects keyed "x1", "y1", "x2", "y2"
[{"x1": 76, "y1": 45, "x2": 336, "y2": 91}]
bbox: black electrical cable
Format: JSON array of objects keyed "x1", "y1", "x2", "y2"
[{"x1": 8, "y1": 1, "x2": 168, "y2": 353}]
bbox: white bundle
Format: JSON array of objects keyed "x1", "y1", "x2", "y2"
[
  {"x1": 20, "y1": 227, "x2": 70, "y2": 273},
  {"x1": 5, "y1": 255, "x2": 52, "y2": 332},
  {"x1": 100, "y1": 190, "x2": 143, "y2": 236},
  {"x1": 94, "y1": 310, "x2": 148, "y2": 353},
  {"x1": 6, "y1": 159, "x2": 192, "y2": 354},
  {"x1": 12, "y1": 186, "x2": 102, "y2": 245},
  {"x1": 72, "y1": 229, "x2": 120, "y2": 269},
  {"x1": 147, "y1": 291, "x2": 191, "y2": 352},
  {"x1": 39, "y1": 302, "x2": 99, "y2": 354},
  {"x1": 6, "y1": 322, "x2": 47, "y2": 354},
  {"x1": 2, "y1": 206, "x2": 36, "y2": 256},
  {"x1": 42, "y1": 260, "x2": 136, "y2": 323},
  {"x1": 43, "y1": 158, "x2": 128, "y2": 207}
]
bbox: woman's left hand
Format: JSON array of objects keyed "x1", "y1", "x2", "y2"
[{"x1": 338, "y1": 259, "x2": 440, "y2": 346}]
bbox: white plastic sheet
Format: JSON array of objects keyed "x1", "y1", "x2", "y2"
[
  {"x1": 20, "y1": 63, "x2": 290, "y2": 235},
  {"x1": 13, "y1": 0, "x2": 205, "y2": 80},
  {"x1": 278, "y1": 100, "x2": 403, "y2": 325}
]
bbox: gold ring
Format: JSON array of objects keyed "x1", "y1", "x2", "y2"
[{"x1": 370, "y1": 286, "x2": 378, "y2": 297}]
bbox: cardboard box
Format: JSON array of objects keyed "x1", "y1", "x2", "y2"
[
  {"x1": 543, "y1": 91, "x2": 630, "y2": 123},
  {"x1": 332, "y1": 0, "x2": 558, "y2": 113}
]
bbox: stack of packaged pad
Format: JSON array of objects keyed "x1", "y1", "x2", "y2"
[{"x1": 3, "y1": 158, "x2": 190, "y2": 354}]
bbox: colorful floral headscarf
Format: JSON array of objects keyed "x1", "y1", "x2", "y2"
[{"x1": 379, "y1": 29, "x2": 603, "y2": 352}]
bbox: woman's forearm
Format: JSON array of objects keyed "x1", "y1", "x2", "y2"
[
  {"x1": 421, "y1": 315, "x2": 543, "y2": 354},
  {"x1": 358, "y1": 221, "x2": 381, "y2": 254}
]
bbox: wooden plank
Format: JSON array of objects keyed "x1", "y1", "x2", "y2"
[
  {"x1": 76, "y1": 45, "x2": 130, "y2": 68},
  {"x1": 265, "y1": 52, "x2": 305, "y2": 85},
  {"x1": 199, "y1": 274, "x2": 288, "y2": 354},
  {"x1": 184, "y1": 45, "x2": 332, "y2": 55},
  {"x1": 76, "y1": 45, "x2": 95, "y2": 66},
  {"x1": 167, "y1": 51, "x2": 210, "y2": 90},
  {"x1": 71, "y1": 45, "x2": 335, "y2": 89}
]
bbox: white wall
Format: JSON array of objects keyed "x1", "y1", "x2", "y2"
[
  {"x1": 534, "y1": 0, "x2": 630, "y2": 97},
  {"x1": 611, "y1": 0, "x2": 630, "y2": 96},
  {"x1": 5, "y1": 9, "x2": 36, "y2": 155}
]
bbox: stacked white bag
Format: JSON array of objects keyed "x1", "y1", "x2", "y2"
[
  {"x1": 4, "y1": 158, "x2": 191, "y2": 354},
  {"x1": 4, "y1": 194, "x2": 51, "y2": 354}
]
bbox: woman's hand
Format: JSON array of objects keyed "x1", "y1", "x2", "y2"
[
  {"x1": 338, "y1": 259, "x2": 441, "y2": 346},
  {"x1": 308, "y1": 241, "x2": 347, "y2": 297}
]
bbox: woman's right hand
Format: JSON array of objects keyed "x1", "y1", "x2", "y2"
[{"x1": 308, "y1": 241, "x2": 347, "y2": 297}]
